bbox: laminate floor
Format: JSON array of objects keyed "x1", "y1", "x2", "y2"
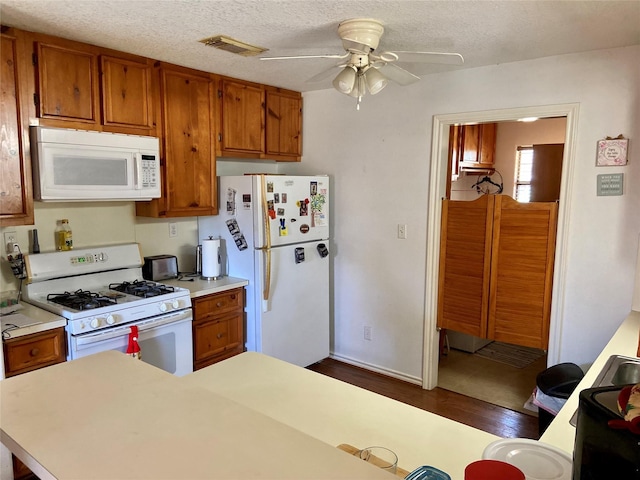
[{"x1": 307, "y1": 357, "x2": 539, "y2": 440}]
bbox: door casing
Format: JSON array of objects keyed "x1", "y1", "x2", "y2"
[{"x1": 423, "y1": 104, "x2": 580, "y2": 389}]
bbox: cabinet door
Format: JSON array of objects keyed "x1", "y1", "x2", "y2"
[
  {"x1": 437, "y1": 195, "x2": 494, "y2": 337},
  {"x1": 35, "y1": 39, "x2": 99, "y2": 124},
  {"x1": 0, "y1": 31, "x2": 34, "y2": 226},
  {"x1": 3, "y1": 327, "x2": 66, "y2": 378},
  {"x1": 478, "y1": 123, "x2": 496, "y2": 167},
  {"x1": 457, "y1": 123, "x2": 496, "y2": 170},
  {"x1": 100, "y1": 55, "x2": 154, "y2": 133},
  {"x1": 145, "y1": 65, "x2": 217, "y2": 217},
  {"x1": 221, "y1": 78, "x2": 264, "y2": 156},
  {"x1": 193, "y1": 311, "x2": 243, "y2": 366},
  {"x1": 488, "y1": 195, "x2": 557, "y2": 349},
  {"x1": 265, "y1": 88, "x2": 302, "y2": 160}
]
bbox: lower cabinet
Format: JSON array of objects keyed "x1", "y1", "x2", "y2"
[
  {"x1": 3, "y1": 327, "x2": 67, "y2": 479},
  {"x1": 192, "y1": 288, "x2": 245, "y2": 370}
]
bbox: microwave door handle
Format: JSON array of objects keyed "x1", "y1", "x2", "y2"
[{"x1": 134, "y1": 152, "x2": 143, "y2": 190}]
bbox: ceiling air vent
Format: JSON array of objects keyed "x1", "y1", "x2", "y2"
[{"x1": 199, "y1": 35, "x2": 267, "y2": 56}]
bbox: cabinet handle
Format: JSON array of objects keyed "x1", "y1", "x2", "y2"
[
  {"x1": 30, "y1": 348, "x2": 40, "y2": 357},
  {"x1": 216, "y1": 302, "x2": 223, "y2": 307},
  {"x1": 230, "y1": 294, "x2": 236, "y2": 299},
  {"x1": 216, "y1": 333, "x2": 224, "y2": 339}
]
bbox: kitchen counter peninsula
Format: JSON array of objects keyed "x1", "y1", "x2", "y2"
[
  {"x1": 183, "y1": 352, "x2": 500, "y2": 478},
  {"x1": 0, "y1": 351, "x2": 394, "y2": 480}
]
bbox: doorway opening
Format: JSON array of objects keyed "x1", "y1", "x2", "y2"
[
  {"x1": 437, "y1": 117, "x2": 566, "y2": 412},
  {"x1": 422, "y1": 104, "x2": 580, "y2": 400}
]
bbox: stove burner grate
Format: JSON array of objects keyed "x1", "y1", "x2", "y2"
[
  {"x1": 47, "y1": 290, "x2": 118, "y2": 310},
  {"x1": 109, "y1": 280, "x2": 175, "y2": 298}
]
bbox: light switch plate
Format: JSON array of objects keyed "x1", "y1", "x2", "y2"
[{"x1": 597, "y1": 173, "x2": 624, "y2": 196}]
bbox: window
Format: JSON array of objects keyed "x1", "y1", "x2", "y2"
[{"x1": 515, "y1": 146, "x2": 533, "y2": 202}]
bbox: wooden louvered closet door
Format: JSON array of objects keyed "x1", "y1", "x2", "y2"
[
  {"x1": 437, "y1": 195, "x2": 494, "y2": 337},
  {"x1": 488, "y1": 195, "x2": 557, "y2": 349},
  {"x1": 437, "y1": 195, "x2": 557, "y2": 350}
]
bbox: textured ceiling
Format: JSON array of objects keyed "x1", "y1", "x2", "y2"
[{"x1": 1, "y1": 0, "x2": 639, "y2": 92}]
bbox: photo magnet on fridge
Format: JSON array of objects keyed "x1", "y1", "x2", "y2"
[{"x1": 294, "y1": 247, "x2": 305, "y2": 264}]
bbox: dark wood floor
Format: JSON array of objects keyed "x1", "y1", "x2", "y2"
[{"x1": 307, "y1": 357, "x2": 539, "y2": 440}]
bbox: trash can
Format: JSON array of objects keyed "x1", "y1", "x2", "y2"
[{"x1": 535, "y1": 362, "x2": 584, "y2": 436}]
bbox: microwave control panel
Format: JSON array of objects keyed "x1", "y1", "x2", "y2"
[{"x1": 140, "y1": 154, "x2": 159, "y2": 189}]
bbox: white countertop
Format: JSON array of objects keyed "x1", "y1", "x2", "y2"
[
  {"x1": 540, "y1": 309, "x2": 640, "y2": 454},
  {"x1": 0, "y1": 301, "x2": 66, "y2": 340},
  {"x1": 0, "y1": 351, "x2": 394, "y2": 480},
  {"x1": 183, "y1": 352, "x2": 499, "y2": 478},
  {"x1": 162, "y1": 276, "x2": 248, "y2": 298}
]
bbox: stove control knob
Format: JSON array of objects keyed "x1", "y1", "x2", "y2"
[
  {"x1": 106, "y1": 315, "x2": 116, "y2": 325},
  {"x1": 90, "y1": 318, "x2": 101, "y2": 328},
  {"x1": 171, "y1": 300, "x2": 180, "y2": 309},
  {"x1": 159, "y1": 303, "x2": 168, "y2": 312}
]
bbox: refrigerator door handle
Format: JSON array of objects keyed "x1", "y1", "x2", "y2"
[
  {"x1": 260, "y1": 175, "x2": 272, "y2": 250},
  {"x1": 263, "y1": 248, "x2": 271, "y2": 310}
]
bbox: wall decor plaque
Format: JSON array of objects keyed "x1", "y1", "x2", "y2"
[{"x1": 596, "y1": 136, "x2": 628, "y2": 166}]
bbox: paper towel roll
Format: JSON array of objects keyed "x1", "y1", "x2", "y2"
[{"x1": 201, "y1": 237, "x2": 221, "y2": 279}]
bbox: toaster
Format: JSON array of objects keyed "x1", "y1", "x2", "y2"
[{"x1": 142, "y1": 255, "x2": 179, "y2": 281}]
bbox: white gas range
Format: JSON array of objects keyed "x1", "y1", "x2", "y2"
[{"x1": 21, "y1": 243, "x2": 193, "y2": 376}]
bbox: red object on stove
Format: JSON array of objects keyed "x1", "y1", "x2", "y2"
[{"x1": 126, "y1": 325, "x2": 141, "y2": 360}]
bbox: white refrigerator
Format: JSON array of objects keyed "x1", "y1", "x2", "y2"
[{"x1": 198, "y1": 175, "x2": 330, "y2": 367}]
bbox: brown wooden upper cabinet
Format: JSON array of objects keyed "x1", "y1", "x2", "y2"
[
  {"x1": 220, "y1": 78, "x2": 302, "y2": 161},
  {"x1": 450, "y1": 123, "x2": 496, "y2": 172},
  {"x1": 265, "y1": 87, "x2": 302, "y2": 161},
  {"x1": 220, "y1": 78, "x2": 265, "y2": 157},
  {"x1": 0, "y1": 28, "x2": 34, "y2": 227},
  {"x1": 437, "y1": 194, "x2": 557, "y2": 350},
  {"x1": 33, "y1": 33, "x2": 155, "y2": 135},
  {"x1": 136, "y1": 64, "x2": 218, "y2": 218}
]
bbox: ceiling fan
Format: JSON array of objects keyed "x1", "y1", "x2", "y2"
[{"x1": 260, "y1": 18, "x2": 464, "y2": 108}]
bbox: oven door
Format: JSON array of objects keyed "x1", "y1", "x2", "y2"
[{"x1": 70, "y1": 310, "x2": 193, "y2": 376}]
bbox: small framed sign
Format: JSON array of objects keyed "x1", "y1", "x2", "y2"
[{"x1": 596, "y1": 136, "x2": 628, "y2": 166}]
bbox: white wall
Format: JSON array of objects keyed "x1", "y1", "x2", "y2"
[{"x1": 288, "y1": 45, "x2": 640, "y2": 380}]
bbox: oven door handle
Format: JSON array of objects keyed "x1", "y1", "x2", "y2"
[{"x1": 74, "y1": 310, "x2": 192, "y2": 346}]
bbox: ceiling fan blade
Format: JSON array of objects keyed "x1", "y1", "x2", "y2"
[
  {"x1": 306, "y1": 64, "x2": 343, "y2": 84},
  {"x1": 260, "y1": 52, "x2": 349, "y2": 61},
  {"x1": 375, "y1": 63, "x2": 420, "y2": 86},
  {"x1": 391, "y1": 51, "x2": 464, "y2": 65}
]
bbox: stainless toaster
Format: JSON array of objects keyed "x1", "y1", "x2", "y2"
[{"x1": 142, "y1": 255, "x2": 179, "y2": 281}]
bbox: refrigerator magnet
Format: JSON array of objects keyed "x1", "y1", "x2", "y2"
[
  {"x1": 317, "y1": 243, "x2": 329, "y2": 258},
  {"x1": 300, "y1": 224, "x2": 310, "y2": 234},
  {"x1": 274, "y1": 193, "x2": 280, "y2": 203},
  {"x1": 279, "y1": 219, "x2": 288, "y2": 236},
  {"x1": 267, "y1": 182, "x2": 274, "y2": 192},
  {"x1": 294, "y1": 247, "x2": 305, "y2": 264},
  {"x1": 310, "y1": 182, "x2": 317, "y2": 195}
]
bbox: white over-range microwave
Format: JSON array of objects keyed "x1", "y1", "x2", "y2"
[{"x1": 30, "y1": 126, "x2": 161, "y2": 201}]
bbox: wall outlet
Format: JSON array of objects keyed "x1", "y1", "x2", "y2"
[
  {"x1": 397, "y1": 224, "x2": 407, "y2": 239},
  {"x1": 4, "y1": 231, "x2": 18, "y2": 255},
  {"x1": 169, "y1": 223, "x2": 178, "y2": 238},
  {"x1": 364, "y1": 325, "x2": 372, "y2": 341}
]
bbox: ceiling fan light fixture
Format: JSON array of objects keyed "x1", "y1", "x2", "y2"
[
  {"x1": 332, "y1": 65, "x2": 357, "y2": 95},
  {"x1": 348, "y1": 72, "x2": 366, "y2": 99},
  {"x1": 364, "y1": 67, "x2": 388, "y2": 95}
]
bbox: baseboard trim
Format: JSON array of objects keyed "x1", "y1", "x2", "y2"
[{"x1": 328, "y1": 352, "x2": 422, "y2": 386}]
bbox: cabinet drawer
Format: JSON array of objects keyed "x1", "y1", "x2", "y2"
[
  {"x1": 193, "y1": 311, "x2": 243, "y2": 363},
  {"x1": 193, "y1": 288, "x2": 243, "y2": 320},
  {"x1": 3, "y1": 327, "x2": 66, "y2": 377}
]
